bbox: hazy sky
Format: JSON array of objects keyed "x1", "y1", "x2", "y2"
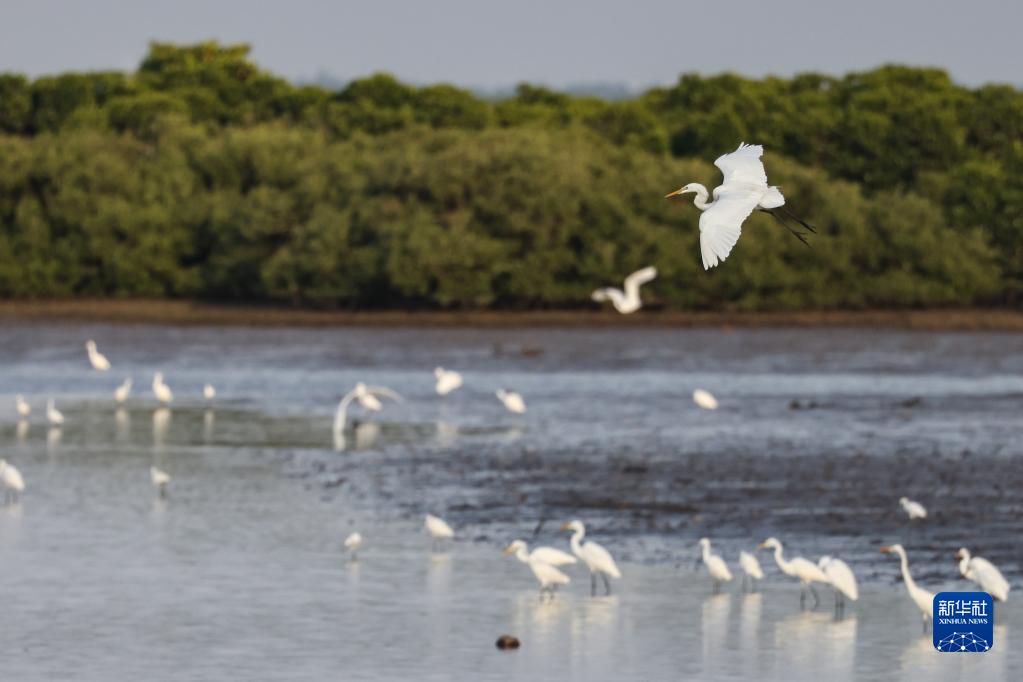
[{"x1": 1, "y1": 0, "x2": 1018, "y2": 89}]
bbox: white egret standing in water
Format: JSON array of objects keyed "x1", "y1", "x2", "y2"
[
  {"x1": 152, "y1": 373, "x2": 173, "y2": 405},
  {"x1": 114, "y1": 378, "x2": 132, "y2": 404},
  {"x1": 739, "y1": 550, "x2": 764, "y2": 591},
  {"x1": 344, "y1": 532, "x2": 363, "y2": 561},
  {"x1": 46, "y1": 399, "x2": 64, "y2": 426},
  {"x1": 495, "y1": 389, "x2": 526, "y2": 414},
  {"x1": 332, "y1": 383, "x2": 403, "y2": 438},
  {"x1": 818, "y1": 556, "x2": 859, "y2": 609},
  {"x1": 15, "y1": 394, "x2": 31, "y2": 419},
  {"x1": 697, "y1": 538, "x2": 733, "y2": 592},
  {"x1": 758, "y1": 537, "x2": 829, "y2": 607},
  {"x1": 425, "y1": 514, "x2": 454, "y2": 550},
  {"x1": 433, "y1": 368, "x2": 463, "y2": 396},
  {"x1": 665, "y1": 143, "x2": 815, "y2": 269},
  {"x1": 880, "y1": 544, "x2": 934, "y2": 630},
  {"x1": 504, "y1": 539, "x2": 577, "y2": 567},
  {"x1": 955, "y1": 548, "x2": 1009, "y2": 601},
  {"x1": 0, "y1": 459, "x2": 25, "y2": 503},
  {"x1": 203, "y1": 383, "x2": 216, "y2": 402},
  {"x1": 504, "y1": 541, "x2": 572, "y2": 600},
  {"x1": 85, "y1": 340, "x2": 111, "y2": 371},
  {"x1": 693, "y1": 389, "x2": 719, "y2": 410},
  {"x1": 591, "y1": 266, "x2": 657, "y2": 314},
  {"x1": 150, "y1": 466, "x2": 170, "y2": 497},
  {"x1": 899, "y1": 497, "x2": 927, "y2": 520},
  {"x1": 561, "y1": 520, "x2": 622, "y2": 595}
]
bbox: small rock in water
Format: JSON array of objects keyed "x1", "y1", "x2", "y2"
[{"x1": 495, "y1": 634, "x2": 520, "y2": 650}]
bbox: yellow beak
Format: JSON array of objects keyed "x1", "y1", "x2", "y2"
[
  {"x1": 879, "y1": 546, "x2": 892, "y2": 553},
  {"x1": 665, "y1": 189, "x2": 684, "y2": 198},
  {"x1": 502, "y1": 545, "x2": 516, "y2": 555},
  {"x1": 756, "y1": 542, "x2": 768, "y2": 550},
  {"x1": 559, "y1": 522, "x2": 572, "y2": 532}
]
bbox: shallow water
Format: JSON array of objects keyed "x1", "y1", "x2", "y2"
[{"x1": 1, "y1": 322, "x2": 1021, "y2": 680}]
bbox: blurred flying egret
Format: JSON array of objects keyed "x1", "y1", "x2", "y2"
[
  {"x1": 114, "y1": 378, "x2": 132, "y2": 404},
  {"x1": 956, "y1": 548, "x2": 1009, "y2": 601},
  {"x1": 496, "y1": 389, "x2": 526, "y2": 414},
  {"x1": 758, "y1": 537, "x2": 829, "y2": 607},
  {"x1": 504, "y1": 541, "x2": 572, "y2": 600},
  {"x1": 434, "y1": 367, "x2": 463, "y2": 396},
  {"x1": 693, "y1": 389, "x2": 718, "y2": 410},
  {"x1": 880, "y1": 544, "x2": 934, "y2": 629},
  {"x1": 46, "y1": 398, "x2": 64, "y2": 426},
  {"x1": 150, "y1": 466, "x2": 170, "y2": 497},
  {"x1": 504, "y1": 539, "x2": 578, "y2": 567},
  {"x1": 333, "y1": 383, "x2": 403, "y2": 437},
  {"x1": 591, "y1": 266, "x2": 657, "y2": 314},
  {"x1": 344, "y1": 532, "x2": 363, "y2": 561},
  {"x1": 203, "y1": 383, "x2": 216, "y2": 401},
  {"x1": 561, "y1": 520, "x2": 622, "y2": 595},
  {"x1": 15, "y1": 394, "x2": 31, "y2": 419},
  {"x1": 0, "y1": 459, "x2": 25, "y2": 503},
  {"x1": 697, "y1": 538, "x2": 733, "y2": 591},
  {"x1": 425, "y1": 514, "x2": 454, "y2": 550},
  {"x1": 739, "y1": 550, "x2": 764, "y2": 591},
  {"x1": 818, "y1": 556, "x2": 859, "y2": 609},
  {"x1": 152, "y1": 372, "x2": 173, "y2": 405},
  {"x1": 899, "y1": 497, "x2": 927, "y2": 520},
  {"x1": 85, "y1": 340, "x2": 111, "y2": 371},
  {"x1": 665, "y1": 143, "x2": 815, "y2": 269}
]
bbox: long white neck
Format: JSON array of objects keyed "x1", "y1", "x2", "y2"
[
  {"x1": 333, "y1": 390, "x2": 357, "y2": 434},
  {"x1": 772, "y1": 544, "x2": 791, "y2": 574},
  {"x1": 570, "y1": 528, "x2": 585, "y2": 556},
  {"x1": 690, "y1": 183, "x2": 712, "y2": 210},
  {"x1": 514, "y1": 546, "x2": 531, "y2": 564},
  {"x1": 958, "y1": 550, "x2": 971, "y2": 577},
  {"x1": 701, "y1": 542, "x2": 712, "y2": 563},
  {"x1": 896, "y1": 548, "x2": 918, "y2": 592}
]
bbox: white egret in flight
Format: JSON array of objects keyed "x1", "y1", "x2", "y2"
[
  {"x1": 0, "y1": 459, "x2": 25, "y2": 503},
  {"x1": 591, "y1": 266, "x2": 657, "y2": 314},
  {"x1": 818, "y1": 556, "x2": 859, "y2": 609},
  {"x1": 425, "y1": 514, "x2": 454, "y2": 550},
  {"x1": 666, "y1": 143, "x2": 816, "y2": 269},
  {"x1": 899, "y1": 497, "x2": 927, "y2": 520},
  {"x1": 504, "y1": 539, "x2": 578, "y2": 567},
  {"x1": 15, "y1": 394, "x2": 31, "y2": 419},
  {"x1": 739, "y1": 550, "x2": 764, "y2": 591},
  {"x1": 46, "y1": 398, "x2": 64, "y2": 426},
  {"x1": 150, "y1": 466, "x2": 170, "y2": 497},
  {"x1": 692, "y1": 389, "x2": 719, "y2": 410},
  {"x1": 203, "y1": 383, "x2": 216, "y2": 402},
  {"x1": 344, "y1": 532, "x2": 363, "y2": 561},
  {"x1": 152, "y1": 372, "x2": 173, "y2": 405},
  {"x1": 561, "y1": 520, "x2": 622, "y2": 595},
  {"x1": 880, "y1": 544, "x2": 934, "y2": 629},
  {"x1": 504, "y1": 541, "x2": 572, "y2": 600},
  {"x1": 114, "y1": 378, "x2": 132, "y2": 404},
  {"x1": 433, "y1": 367, "x2": 463, "y2": 396},
  {"x1": 85, "y1": 340, "x2": 111, "y2": 371},
  {"x1": 955, "y1": 548, "x2": 1009, "y2": 601},
  {"x1": 697, "y1": 538, "x2": 733, "y2": 591},
  {"x1": 333, "y1": 383, "x2": 403, "y2": 438},
  {"x1": 758, "y1": 537, "x2": 829, "y2": 607},
  {"x1": 496, "y1": 389, "x2": 526, "y2": 414}
]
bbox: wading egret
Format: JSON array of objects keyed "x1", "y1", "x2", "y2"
[
  {"x1": 955, "y1": 548, "x2": 1009, "y2": 601},
  {"x1": 496, "y1": 389, "x2": 526, "y2": 414},
  {"x1": 591, "y1": 266, "x2": 657, "y2": 314},
  {"x1": 561, "y1": 520, "x2": 622, "y2": 595},
  {"x1": 697, "y1": 538, "x2": 733, "y2": 591},
  {"x1": 152, "y1": 373, "x2": 173, "y2": 405},
  {"x1": 758, "y1": 537, "x2": 829, "y2": 607},
  {"x1": 434, "y1": 368, "x2": 463, "y2": 396},
  {"x1": 818, "y1": 556, "x2": 859, "y2": 609},
  {"x1": 150, "y1": 466, "x2": 170, "y2": 497},
  {"x1": 425, "y1": 514, "x2": 454, "y2": 550},
  {"x1": 0, "y1": 459, "x2": 25, "y2": 503},
  {"x1": 504, "y1": 541, "x2": 572, "y2": 600},
  {"x1": 739, "y1": 550, "x2": 764, "y2": 591},
  {"x1": 880, "y1": 544, "x2": 934, "y2": 629},
  {"x1": 665, "y1": 143, "x2": 815, "y2": 269},
  {"x1": 693, "y1": 389, "x2": 719, "y2": 410},
  {"x1": 203, "y1": 383, "x2": 216, "y2": 401},
  {"x1": 15, "y1": 394, "x2": 30, "y2": 419},
  {"x1": 504, "y1": 539, "x2": 578, "y2": 567},
  {"x1": 899, "y1": 497, "x2": 927, "y2": 520},
  {"x1": 344, "y1": 532, "x2": 363, "y2": 561},
  {"x1": 333, "y1": 383, "x2": 403, "y2": 438},
  {"x1": 114, "y1": 378, "x2": 132, "y2": 404},
  {"x1": 85, "y1": 340, "x2": 111, "y2": 371},
  {"x1": 46, "y1": 399, "x2": 64, "y2": 426}
]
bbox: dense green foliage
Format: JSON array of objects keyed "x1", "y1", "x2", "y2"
[{"x1": 1, "y1": 42, "x2": 1020, "y2": 309}]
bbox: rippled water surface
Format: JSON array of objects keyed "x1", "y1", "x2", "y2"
[{"x1": 1, "y1": 322, "x2": 1020, "y2": 680}]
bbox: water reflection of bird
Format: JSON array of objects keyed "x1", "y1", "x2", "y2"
[
  {"x1": 504, "y1": 541, "x2": 571, "y2": 600},
  {"x1": 758, "y1": 537, "x2": 829, "y2": 607},
  {"x1": 739, "y1": 551, "x2": 764, "y2": 592},
  {"x1": 899, "y1": 496, "x2": 927, "y2": 520},
  {"x1": 591, "y1": 266, "x2": 657, "y2": 314},
  {"x1": 0, "y1": 460, "x2": 25, "y2": 503},
  {"x1": 562, "y1": 520, "x2": 621, "y2": 595},
  {"x1": 693, "y1": 389, "x2": 719, "y2": 410},
  {"x1": 955, "y1": 547, "x2": 1009, "y2": 601},
  {"x1": 425, "y1": 514, "x2": 454, "y2": 550},
  {"x1": 16, "y1": 420, "x2": 29, "y2": 443},
  {"x1": 85, "y1": 340, "x2": 111, "y2": 371},
  {"x1": 496, "y1": 389, "x2": 526, "y2": 414},
  {"x1": 880, "y1": 544, "x2": 934, "y2": 630},
  {"x1": 433, "y1": 367, "x2": 462, "y2": 396},
  {"x1": 697, "y1": 538, "x2": 733, "y2": 591},
  {"x1": 152, "y1": 408, "x2": 171, "y2": 446},
  {"x1": 818, "y1": 556, "x2": 859, "y2": 609},
  {"x1": 115, "y1": 408, "x2": 130, "y2": 441}
]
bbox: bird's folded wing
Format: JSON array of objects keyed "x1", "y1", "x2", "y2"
[
  {"x1": 699, "y1": 190, "x2": 761, "y2": 269},
  {"x1": 714, "y1": 143, "x2": 768, "y2": 186}
]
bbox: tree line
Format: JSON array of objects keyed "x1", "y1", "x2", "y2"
[{"x1": 0, "y1": 42, "x2": 1019, "y2": 309}]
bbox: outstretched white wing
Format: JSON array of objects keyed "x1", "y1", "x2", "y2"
[
  {"x1": 699, "y1": 189, "x2": 761, "y2": 269},
  {"x1": 714, "y1": 143, "x2": 768, "y2": 186},
  {"x1": 622, "y1": 266, "x2": 657, "y2": 297}
]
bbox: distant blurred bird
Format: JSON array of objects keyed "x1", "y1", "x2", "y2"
[
  {"x1": 344, "y1": 532, "x2": 363, "y2": 561},
  {"x1": 46, "y1": 398, "x2": 64, "y2": 426},
  {"x1": 956, "y1": 548, "x2": 1009, "y2": 601},
  {"x1": 203, "y1": 383, "x2": 216, "y2": 402},
  {"x1": 0, "y1": 459, "x2": 25, "y2": 503},
  {"x1": 899, "y1": 497, "x2": 927, "y2": 521},
  {"x1": 561, "y1": 520, "x2": 621, "y2": 595},
  {"x1": 114, "y1": 378, "x2": 133, "y2": 404},
  {"x1": 15, "y1": 394, "x2": 31, "y2": 419},
  {"x1": 496, "y1": 389, "x2": 526, "y2": 414},
  {"x1": 697, "y1": 538, "x2": 733, "y2": 591},
  {"x1": 880, "y1": 544, "x2": 934, "y2": 629},
  {"x1": 591, "y1": 266, "x2": 657, "y2": 314},
  {"x1": 425, "y1": 514, "x2": 454, "y2": 550},
  {"x1": 85, "y1": 340, "x2": 111, "y2": 371},
  {"x1": 692, "y1": 389, "x2": 719, "y2": 410},
  {"x1": 666, "y1": 143, "x2": 815, "y2": 269},
  {"x1": 433, "y1": 367, "x2": 463, "y2": 396},
  {"x1": 504, "y1": 540, "x2": 571, "y2": 599},
  {"x1": 739, "y1": 550, "x2": 764, "y2": 591},
  {"x1": 333, "y1": 383, "x2": 403, "y2": 437},
  {"x1": 818, "y1": 556, "x2": 859, "y2": 608},
  {"x1": 152, "y1": 372, "x2": 173, "y2": 405},
  {"x1": 150, "y1": 466, "x2": 170, "y2": 497},
  {"x1": 758, "y1": 537, "x2": 829, "y2": 607}
]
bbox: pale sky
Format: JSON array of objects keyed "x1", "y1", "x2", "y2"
[{"x1": 1, "y1": 0, "x2": 1018, "y2": 89}]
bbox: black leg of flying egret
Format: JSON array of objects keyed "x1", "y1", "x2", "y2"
[
  {"x1": 779, "y1": 206, "x2": 817, "y2": 234},
  {"x1": 764, "y1": 209, "x2": 812, "y2": 247}
]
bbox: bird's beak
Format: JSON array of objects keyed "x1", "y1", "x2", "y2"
[
  {"x1": 756, "y1": 542, "x2": 767, "y2": 550},
  {"x1": 880, "y1": 546, "x2": 892, "y2": 553},
  {"x1": 502, "y1": 545, "x2": 516, "y2": 556},
  {"x1": 559, "y1": 522, "x2": 572, "y2": 532},
  {"x1": 665, "y1": 188, "x2": 684, "y2": 198},
  {"x1": 954, "y1": 550, "x2": 963, "y2": 560}
]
